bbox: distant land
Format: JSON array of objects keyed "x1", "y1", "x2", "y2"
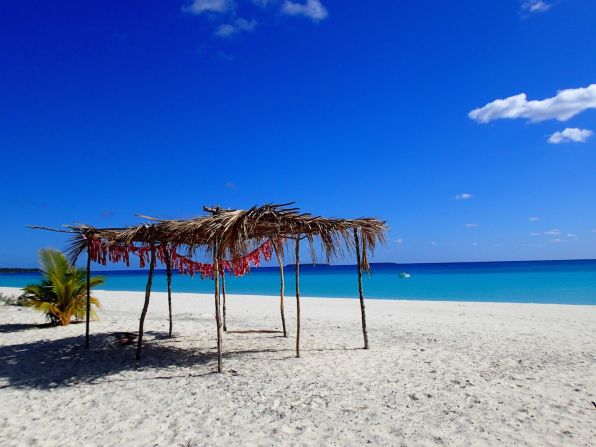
[
  {"x1": 0, "y1": 268, "x2": 40, "y2": 274},
  {"x1": 1, "y1": 259, "x2": 595, "y2": 274}
]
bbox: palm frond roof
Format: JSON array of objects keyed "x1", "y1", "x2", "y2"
[{"x1": 32, "y1": 203, "x2": 387, "y2": 269}]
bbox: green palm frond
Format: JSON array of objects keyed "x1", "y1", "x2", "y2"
[
  {"x1": 39, "y1": 248, "x2": 69, "y2": 278},
  {"x1": 21, "y1": 249, "x2": 104, "y2": 326}
]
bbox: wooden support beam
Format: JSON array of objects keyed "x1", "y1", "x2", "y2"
[
  {"x1": 273, "y1": 241, "x2": 287, "y2": 337},
  {"x1": 295, "y1": 236, "x2": 301, "y2": 358},
  {"x1": 213, "y1": 243, "x2": 223, "y2": 373},
  {"x1": 85, "y1": 247, "x2": 91, "y2": 349},
  {"x1": 136, "y1": 243, "x2": 156, "y2": 360},
  {"x1": 165, "y1": 249, "x2": 173, "y2": 338},
  {"x1": 354, "y1": 229, "x2": 369, "y2": 349}
]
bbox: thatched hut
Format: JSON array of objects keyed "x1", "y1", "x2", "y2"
[{"x1": 31, "y1": 203, "x2": 387, "y2": 373}]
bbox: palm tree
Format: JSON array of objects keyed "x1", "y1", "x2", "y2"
[{"x1": 22, "y1": 249, "x2": 104, "y2": 326}]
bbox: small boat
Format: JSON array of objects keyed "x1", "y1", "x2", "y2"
[{"x1": 399, "y1": 272, "x2": 411, "y2": 278}]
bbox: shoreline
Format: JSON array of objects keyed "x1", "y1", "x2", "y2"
[
  {"x1": 2, "y1": 286, "x2": 595, "y2": 308},
  {"x1": 2, "y1": 258, "x2": 596, "y2": 306}
]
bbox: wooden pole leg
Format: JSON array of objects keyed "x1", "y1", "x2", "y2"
[
  {"x1": 295, "y1": 236, "x2": 301, "y2": 358},
  {"x1": 213, "y1": 247, "x2": 223, "y2": 373},
  {"x1": 85, "y1": 248, "x2": 91, "y2": 349},
  {"x1": 166, "y1": 252, "x2": 173, "y2": 338},
  {"x1": 273, "y1": 240, "x2": 287, "y2": 337},
  {"x1": 354, "y1": 229, "x2": 369, "y2": 349},
  {"x1": 136, "y1": 244, "x2": 156, "y2": 360}
]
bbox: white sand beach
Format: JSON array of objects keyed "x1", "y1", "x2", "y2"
[{"x1": 0, "y1": 286, "x2": 594, "y2": 446}]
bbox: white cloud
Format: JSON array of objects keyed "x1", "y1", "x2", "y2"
[
  {"x1": 470, "y1": 242, "x2": 479, "y2": 246},
  {"x1": 431, "y1": 241, "x2": 437, "y2": 246},
  {"x1": 454, "y1": 193, "x2": 473, "y2": 200},
  {"x1": 215, "y1": 24, "x2": 238, "y2": 37},
  {"x1": 282, "y1": 0, "x2": 328, "y2": 21},
  {"x1": 184, "y1": 0, "x2": 328, "y2": 40},
  {"x1": 183, "y1": 0, "x2": 231, "y2": 15},
  {"x1": 530, "y1": 228, "x2": 561, "y2": 236},
  {"x1": 548, "y1": 128, "x2": 593, "y2": 144},
  {"x1": 521, "y1": 1, "x2": 551, "y2": 13},
  {"x1": 530, "y1": 229, "x2": 580, "y2": 243},
  {"x1": 395, "y1": 238, "x2": 403, "y2": 245},
  {"x1": 464, "y1": 223, "x2": 479, "y2": 228},
  {"x1": 469, "y1": 84, "x2": 596, "y2": 124},
  {"x1": 214, "y1": 18, "x2": 257, "y2": 37},
  {"x1": 528, "y1": 216, "x2": 540, "y2": 222},
  {"x1": 251, "y1": 0, "x2": 275, "y2": 6}
]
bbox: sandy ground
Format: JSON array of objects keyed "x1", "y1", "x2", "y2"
[{"x1": 0, "y1": 286, "x2": 595, "y2": 447}]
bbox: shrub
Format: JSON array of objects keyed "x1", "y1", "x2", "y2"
[
  {"x1": 21, "y1": 249, "x2": 104, "y2": 326},
  {"x1": 0, "y1": 292, "x2": 28, "y2": 306}
]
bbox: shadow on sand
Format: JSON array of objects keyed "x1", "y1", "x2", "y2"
[
  {"x1": 0, "y1": 331, "x2": 286, "y2": 390},
  {"x1": 0, "y1": 322, "x2": 55, "y2": 333}
]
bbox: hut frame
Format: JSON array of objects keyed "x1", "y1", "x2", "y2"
[{"x1": 30, "y1": 203, "x2": 386, "y2": 373}]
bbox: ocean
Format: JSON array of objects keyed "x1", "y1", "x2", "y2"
[{"x1": 2, "y1": 259, "x2": 596, "y2": 305}]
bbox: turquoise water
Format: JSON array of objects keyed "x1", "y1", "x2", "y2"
[{"x1": 2, "y1": 260, "x2": 596, "y2": 305}]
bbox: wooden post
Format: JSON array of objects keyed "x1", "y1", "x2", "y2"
[
  {"x1": 354, "y1": 229, "x2": 369, "y2": 349},
  {"x1": 136, "y1": 244, "x2": 156, "y2": 360},
  {"x1": 165, "y1": 249, "x2": 173, "y2": 338},
  {"x1": 85, "y1": 246, "x2": 91, "y2": 349},
  {"x1": 295, "y1": 236, "x2": 301, "y2": 358},
  {"x1": 221, "y1": 272, "x2": 227, "y2": 332},
  {"x1": 213, "y1": 243, "x2": 223, "y2": 373},
  {"x1": 273, "y1": 240, "x2": 287, "y2": 337}
]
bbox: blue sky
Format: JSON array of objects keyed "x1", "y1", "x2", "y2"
[{"x1": 1, "y1": 0, "x2": 595, "y2": 267}]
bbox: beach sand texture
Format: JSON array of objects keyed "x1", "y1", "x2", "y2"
[{"x1": 1, "y1": 286, "x2": 595, "y2": 446}]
